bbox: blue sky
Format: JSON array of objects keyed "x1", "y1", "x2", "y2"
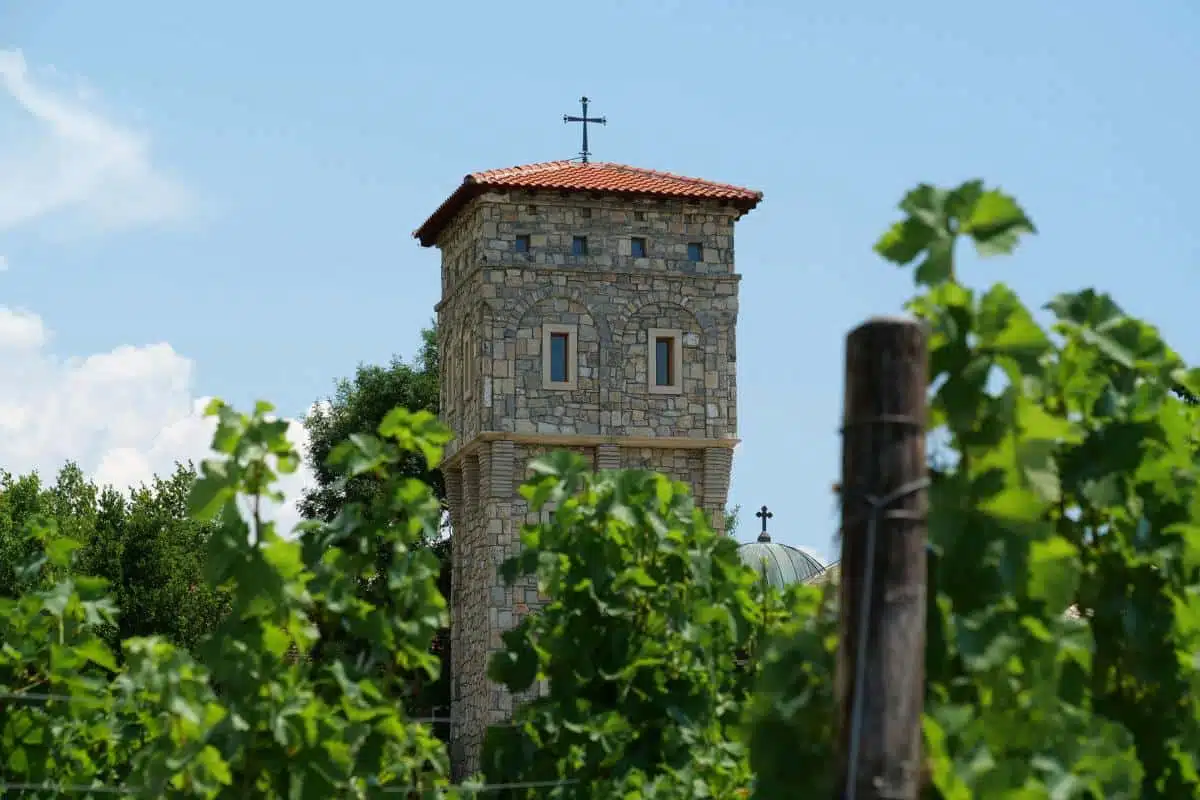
[{"x1": 1, "y1": 1, "x2": 1196, "y2": 558}]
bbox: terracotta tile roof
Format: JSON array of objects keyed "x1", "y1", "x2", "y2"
[{"x1": 413, "y1": 160, "x2": 763, "y2": 247}]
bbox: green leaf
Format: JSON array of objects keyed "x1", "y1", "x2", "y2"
[
  {"x1": 875, "y1": 218, "x2": 935, "y2": 265},
  {"x1": 189, "y1": 461, "x2": 235, "y2": 520},
  {"x1": 976, "y1": 284, "x2": 1051, "y2": 371},
  {"x1": 40, "y1": 580, "x2": 72, "y2": 616},
  {"x1": 1027, "y1": 537, "x2": 1080, "y2": 611},
  {"x1": 44, "y1": 536, "x2": 83, "y2": 568},
  {"x1": 914, "y1": 237, "x2": 956, "y2": 287},
  {"x1": 76, "y1": 637, "x2": 118, "y2": 672},
  {"x1": 963, "y1": 189, "x2": 1036, "y2": 256}
]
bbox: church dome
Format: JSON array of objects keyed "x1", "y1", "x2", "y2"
[{"x1": 736, "y1": 512, "x2": 827, "y2": 589}]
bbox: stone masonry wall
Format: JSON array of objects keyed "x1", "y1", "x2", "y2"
[
  {"x1": 434, "y1": 189, "x2": 744, "y2": 778},
  {"x1": 436, "y1": 190, "x2": 740, "y2": 458}
]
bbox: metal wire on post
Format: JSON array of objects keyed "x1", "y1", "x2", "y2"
[
  {"x1": 836, "y1": 315, "x2": 929, "y2": 800},
  {"x1": 842, "y1": 478, "x2": 929, "y2": 800},
  {"x1": 0, "y1": 693, "x2": 577, "y2": 796}
]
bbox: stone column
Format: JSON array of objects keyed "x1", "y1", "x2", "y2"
[
  {"x1": 595, "y1": 443, "x2": 621, "y2": 472},
  {"x1": 454, "y1": 455, "x2": 483, "y2": 779},
  {"x1": 482, "y1": 441, "x2": 517, "y2": 722},
  {"x1": 702, "y1": 447, "x2": 734, "y2": 534},
  {"x1": 443, "y1": 468, "x2": 465, "y2": 771}
]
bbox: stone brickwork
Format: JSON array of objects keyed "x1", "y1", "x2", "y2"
[{"x1": 431, "y1": 187, "x2": 748, "y2": 779}]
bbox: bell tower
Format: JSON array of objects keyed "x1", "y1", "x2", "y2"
[{"x1": 413, "y1": 155, "x2": 762, "y2": 777}]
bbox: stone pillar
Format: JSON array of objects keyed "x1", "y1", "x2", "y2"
[
  {"x1": 702, "y1": 447, "x2": 734, "y2": 534},
  {"x1": 595, "y1": 443, "x2": 621, "y2": 471},
  {"x1": 451, "y1": 440, "x2": 521, "y2": 778},
  {"x1": 453, "y1": 456, "x2": 483, "y2": 780},
  {"x1": 443, "y1": 469, "x2": 465, "y2": 771},
  {"x1": 482, "y1": 441, "x2": 517, "y2": 720}
]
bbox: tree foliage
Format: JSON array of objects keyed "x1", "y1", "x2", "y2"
[
  {"x1": 0, "y1": 462, "x2": 227, "y2": 657},
  {"x1": 302, "y1": 324, "x2": 442, "y2": 521},
  {"x1": 2, "y1": 401, "x2": 454, "y2": 797},
  {"x1": 747, "y1": 181, "x2": 1200, "y2": 798},
  {"x1": 298, "y1": 323, "x2": 451, "y2": 720},
  {"x1": 3, "y1": 179, "x2": 1198, "y2": 798},
  {"x1": 482, "y1": 454, "x2": 767, "y2": 796}
]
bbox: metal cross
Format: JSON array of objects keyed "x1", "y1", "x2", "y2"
[
  {"x1": 563, "y1": 96, "x2": 606, "y2": 164},
  {"x1": 756, "y1": 505, "x2": 773, "y2": 536}
]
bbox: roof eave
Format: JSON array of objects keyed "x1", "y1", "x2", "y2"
[
  {"x1": 413, "y1": 176, "x2": 484, "y2": 248},
  {"x1": 414, "y1": 180, "x2": 763, "y2": 249}
]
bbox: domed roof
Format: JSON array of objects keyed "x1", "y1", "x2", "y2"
[{"x1": 737, "y1": 530, "x2": 827, "y2": 589}]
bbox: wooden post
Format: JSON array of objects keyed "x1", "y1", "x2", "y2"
[{"x1": 834, "y1": 316, "x2": 928, "y2": 800}]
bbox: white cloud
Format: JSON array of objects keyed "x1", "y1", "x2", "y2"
[
  {"x1": 0, "y1": 308, "x2": 314, "y2": 536},
  {"x1": 0, "y1": 53, "x2": 308, "y2": 533},
  {"x1": 0, "y1": 49, "x2": 193, "y2": 233},
  {"x1": 0, "y1": 307, "x2": 47, "y2": 349}
]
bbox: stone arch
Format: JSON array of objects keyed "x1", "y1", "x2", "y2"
[
  {"x1": 504, "y1": 295, "x2": 602, "y2": 435},
  {"x1": 613, "y1": 301, "x2": 709, "y2": 438},
  {"x1": 499, "y1": 283, "x2": 613, "y2": 344}
]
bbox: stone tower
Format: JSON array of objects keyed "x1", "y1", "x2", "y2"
[{"x1": 413, "y1": 160, "x2": 762, "y2": 777}]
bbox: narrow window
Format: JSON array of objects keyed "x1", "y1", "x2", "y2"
[
  {"x1": 655, "y1": 336, "x2": 674, "y2": 386},
  {"x1": 572, "y1": 236, "x2": 589, "y2": 256},
  {"x1": 634, "y1": 211, "x2": 646, "y2": 222},
  {"x1": 462, "y1": 333, "x2": 474, "y2": 398},
  {"x1": 515, "y1": 234, "x2": 531, "y2": 253},
  {"x1": 687, "y1": 242, "x2": 703, "y2": 262},
  {"x1": 543, "y1": 324, "x2": 579, "y2": 389},
  {"x1": 550, "y1": 332, "x2": 570, "y2": 382},
  {"x1": 631, "y1": 237, "x2": 647, "y2": 258},
  {"x1": 648, "y1": 328, "x2": 682, "y2": 394}
]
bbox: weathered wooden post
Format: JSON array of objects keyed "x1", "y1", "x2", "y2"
[{"x1": 834, "y1": 316, "x2": 928, "y2": 800}]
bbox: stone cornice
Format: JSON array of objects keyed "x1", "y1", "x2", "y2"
[{"x1": 442, "y1": 431, "x2": 739, "y2": 470}]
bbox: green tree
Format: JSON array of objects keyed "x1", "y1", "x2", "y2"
[
  {"x1": 299, "y1": 322, "x2": 451, "y2": 719},
  {"x1": 301, "y1": 324, "x2": 442, "y2": 522},
  {"x1": 0, "y1": 462, "x2": 225, "y2": 659},
  {"x1": 0, "y1": 401, "x2": 455, "y2": 797}
]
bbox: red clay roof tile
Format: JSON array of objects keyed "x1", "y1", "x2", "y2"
[{"x1": 414, "y1": 160, "x2": 762, "y2": 247}]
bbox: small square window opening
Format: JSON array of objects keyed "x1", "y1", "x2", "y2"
[
  {"x1": 631, "y1": 237, "x2": 647, "y2": 258},
  {"x1": 634, "y1": 211, "x2": 646, "y2": 221},
  {"x1": 515, "y1": 234, "x2": 531, "y2": 253},
  {"x1": 581, "y1": 207, "x2": 592, "y2": 218},
  {"x1": 526, "y1": 204, "x2": 537, "y2": 213},
  {"x1": 572, "y1": 236, "x2": 589, "y2": 256},
  {"x1": 687, "y1": 243, "x2": 703, "y2": 262}
]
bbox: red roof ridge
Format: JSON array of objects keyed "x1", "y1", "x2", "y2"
[{"x1": 467, "y1": 160, "x2": 580, "y2": 181}]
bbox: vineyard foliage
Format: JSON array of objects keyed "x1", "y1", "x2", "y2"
[{"x1": 1, "y1": 181, "x2": 1198, "y2": 798}]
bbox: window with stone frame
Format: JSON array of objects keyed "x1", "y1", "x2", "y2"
[
  {"x1": 462, "y1": 329, "x2": 474, "y2": 399},
  {"x1": 542, "y1": 323, "x2": 578, "y2": 390},
  {"x1": 648, "y1": 327, "x2": 683, "y2": 395},
  {"x1": 631, "y1": 237, "x2": 647, "y2": 258},
  {"x1": 448, "y1": 328, "x2": 460, "y2": 407}
]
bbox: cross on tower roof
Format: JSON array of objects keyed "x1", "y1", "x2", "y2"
[
  {"x1": 755, "y1": 505, "x2": 773, "y2": 543},
  {"x1": 563, "y1": 96, "x2": 606, "y2": 164}
]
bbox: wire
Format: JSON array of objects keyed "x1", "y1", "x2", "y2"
[
  {"x1": 0, "y1": 778, "x2": 580, "y2": 796},
  {"x1": 843, "y1": 477, "x2": 929, "y2": 800}
]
